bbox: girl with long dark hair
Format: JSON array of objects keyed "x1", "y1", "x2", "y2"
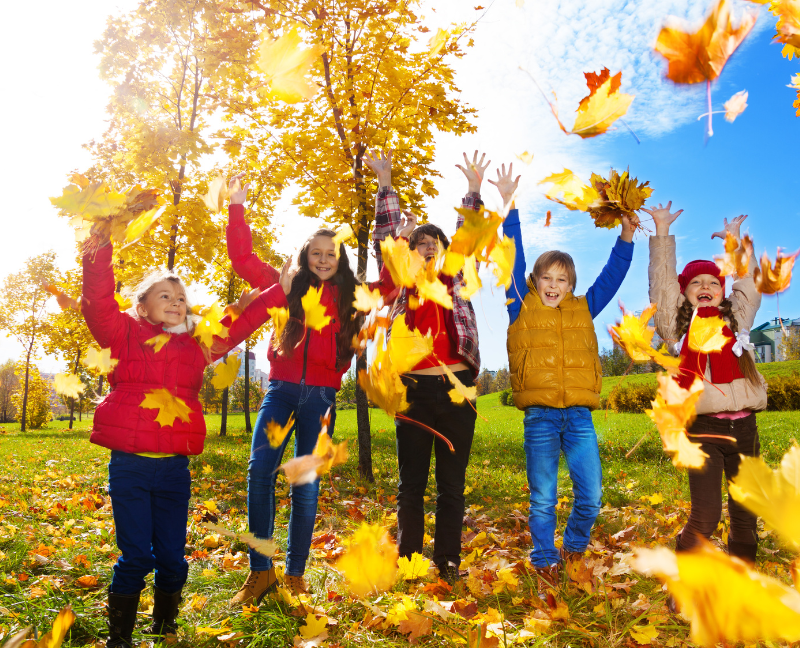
[{"x1": 225, "y1": 175, "x2": 362, "y2": 603}]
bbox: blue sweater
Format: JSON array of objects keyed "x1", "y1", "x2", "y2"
[{"x1": 503, "y1": 209, "x2": 634, "y2": 325}]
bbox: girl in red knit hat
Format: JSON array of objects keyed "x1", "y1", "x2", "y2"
[{"x1": 644, "y1": 203, "x2": 767, "y2": 579}]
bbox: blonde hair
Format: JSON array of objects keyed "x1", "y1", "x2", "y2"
[
  {"x1": 124, "y1": 269, "x2": 196, "y2": 327},
  {"x1": 531, "y1": 250, "x2": 577, "y2": 291}
]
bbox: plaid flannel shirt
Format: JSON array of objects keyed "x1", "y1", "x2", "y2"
[{"x1": 372, "y1": 187, "x2": 482, "y2": 376}]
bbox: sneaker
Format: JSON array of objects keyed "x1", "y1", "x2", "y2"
[
  {"x1": 284, "y1": 574, "x2": 310, "y2": 595},
  {"x1": 535, "y1": 563, "x2": 561, "y2": 598},
  {"x1": 229, "y1": 568, "x2": 278, "y2": 607},
  {"x1": 436, "y1": 561, "x2": 461, "y2": 586},
  {"x1": 559, "y1": 547, "x2": 584, "y2": 564}
]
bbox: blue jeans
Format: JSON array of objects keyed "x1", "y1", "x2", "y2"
[
  {"x1": 107, "y1": 451, "x2": 191, "y2": 595},
  {"x1": 247, "y1": 380, "x2": 337, "y2": 575},
  {"x1": 523, "y1": 406, "x2": 602, "y2": 567}
]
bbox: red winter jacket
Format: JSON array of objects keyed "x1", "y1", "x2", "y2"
[{"x1": 82, "y1": 244, "x2": 275, "y2": 456}]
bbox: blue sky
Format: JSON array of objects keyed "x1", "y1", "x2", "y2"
[{"x1": 1, "y1": 0, "x2": 797, "y2": 374}]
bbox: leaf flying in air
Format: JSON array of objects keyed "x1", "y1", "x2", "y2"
[
  {"x1": 124, "y1": 206, "x2": 165, "y2": 242},
  {"x1": 54, "y1": 374, "x2": 85, "y2": 399},
  {"x1": 753, "y1": 248, "x2": 799, "y2": 294},
  {"x1": 646, "y1": 374, "x2": 708, "y2": 469},
  {"x1": 211, "y1": 354, "x2": 241, "y2": 390},
  {"x1": 203, "y1": 522, "x2": 278, "y2": 558},
  {"x1": 82, "y1": 347, "x2": 119, "y2": 376},
  {"x1": 723, "y1": 90, "x2": 749, "y2": 122},
  {"x1": 140, "y1": 388, "x2": 193, "y2": 427},
  {"x1": 336, "y1": 523, "x2": 399, "y2": 598},
  {"x1": 193, "y1": 303, "x2": 229, "y2": 349},
  {"x1": 301, "y1": 286, "x2": 332, "y2": 331},
  {"x1": 255, "y1": 27, "x2": 325, "y2": 103},
  {"x1": 353, "y1": 285, "x2": 383, "y2": 312},
  {"x1": 144, "y1": 332, "x2": 171, "y2": 353},
  {"x1": 688, "y1": 315, "x2": 729, "y2": 353},
  {"x1": 266, "y1": 414, "x2": 295, "y2": 448}
]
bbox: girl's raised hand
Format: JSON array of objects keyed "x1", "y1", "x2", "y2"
[
  {"x1": 641, "y1": 201, "x2": 683, "y2": 236},
  {"x1": 397, "y1": 210, "x2": 418, "y2": 239},
  {"x1": 364, "y1": 149, "x2": 392, "y2": 187},
  {"x1": 456, "y1": 150, "x2": 491, "y2": 193},
  {"x1": 487, "y1": 163, "x2": 521, "y2": 208},
  {"x1": 229, "y1": 172, "x2": 250, "y2": 205},
  {"x1": 711, "y1": 215, "x2": 747, "y2": 242},
  {"x1": 279, "y1": 258, "x2": 298, "y2": 296}
]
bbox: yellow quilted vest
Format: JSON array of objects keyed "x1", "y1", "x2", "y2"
[{"x1": 506, "y1": 277, "x2": 602, "y2": 410}]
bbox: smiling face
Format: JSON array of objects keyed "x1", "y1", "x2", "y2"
[
  {"x1": 307, "y1": 234, "x2": 339, "y2": 281},
  {"x1": 536, "y1": 263, "x2": 574, "y2": 308},
  {"x1": 136, "y1": 280, "x2": 187, "y2": 327},
  {"x1": 413, "y1": 234, "x2": 440, "y2": 262},
  {"x1": 685, "y1": 273, "x2": 724, "y2": 307}
]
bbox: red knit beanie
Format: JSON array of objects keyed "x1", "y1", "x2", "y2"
[{"x1": 678, "y1": 260, "x2": 725, "y2": 294}]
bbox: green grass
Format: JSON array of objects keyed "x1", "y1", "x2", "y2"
[
  {"x1": 0, "y1": 394, "x2": 798, "y2": 647},
  {"x1": 599, "y1": 358, "x2": 800, "y2": 400}
]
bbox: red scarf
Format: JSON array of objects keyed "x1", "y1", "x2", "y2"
[{"x1": 676, "y1": 306, "x2": 743, "y2": 389}]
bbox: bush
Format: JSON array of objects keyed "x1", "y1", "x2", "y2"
[
  {"x1": 766, "y1": 372, "x2": 800, "y2": 411},
  {"x1": 607, "y1": 382, "x2": 658, "y2": 414},
  {"x1": 499, "y1": 388, "x2": 513, "y2": 406}
]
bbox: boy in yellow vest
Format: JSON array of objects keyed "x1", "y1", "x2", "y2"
[{"x1": 492, "y1": 164, "x2": 635, "y2": 587}]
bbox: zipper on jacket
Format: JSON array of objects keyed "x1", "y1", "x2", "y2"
[
  {"x1": 557, "y1": 309, "x2": 564, "y2": 407},
  {"x1": 300, "y1": 333, "x2": 311, "y2": 383}
]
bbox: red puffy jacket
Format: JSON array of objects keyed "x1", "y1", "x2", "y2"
[
  {"x1": 228, "y1": 205, "x2": 377, "y2": 390},
  {"x1": 82, "y1": 244, "x2": 277, "y2": 456}
]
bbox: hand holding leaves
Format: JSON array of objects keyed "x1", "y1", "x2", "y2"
[
  {"x1": 641, "y1": 201, "x2": 683, "y2": 236},
  {"x1": 711, "y1": 215, "x2": 747, "y2": 243},
  {"x1": 456, "y1": 150, "x2": 491, "y2": 193},
  {"x1": 620, "y1": 215, "x2": 634, "y2": 243},
  {"x1": 488, "y1": 163, "x2": 521, "y2": 208},
  {"x1": 229, "y1": 172, "x2": 250, "y2": 206},
  {"x1": 364, "y1": 149, "x2": 393, "y2": 188}
]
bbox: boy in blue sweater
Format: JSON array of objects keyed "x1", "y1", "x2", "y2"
[{"x1": 491, "y1": 164, "x2": 634, "y2": 589}]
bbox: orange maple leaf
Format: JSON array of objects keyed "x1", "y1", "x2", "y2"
[
  {"x1": 449, "y1": 207, "x2": 504, "y2": 261},
  {"x1": 44, "y1": 284, "x2": 81, "y2": 311},
  {"x1": 646, "y1": 374, "x2": 707, "y2": 469},
  {"x1": 688, "y1": 315, "x2": 729, "y2": 353},
  {"x1": 753, "y1": 248, "x2": 799, "y2": 294},
  {"x1": 714, "y1": 232, "x2": 752, "y2": 277}
]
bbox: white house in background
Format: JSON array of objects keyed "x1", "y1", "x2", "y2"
[{"x1": 254, "y1": 368, "x2": 269, "y2": 390}]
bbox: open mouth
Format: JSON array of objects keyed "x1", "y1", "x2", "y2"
[
  {"x1": 544, "y1": 291, "x2": 560, "y2": 300},
  {"x1": 697, "y1": 293, "x2": 713, "y2": 303}
]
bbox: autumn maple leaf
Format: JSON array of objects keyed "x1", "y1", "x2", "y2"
[
  {"x1": 633, "y1": 543, "x2": 800, "y2": 645},
  {"x1": 352, "y1": 285, "x2": 382, "y2": 312},
  {"x1": 144, "y1": 332, "x2": 171, "y2": 353},
  {"x1": 301, "y1": 286, "x2": 332, "y2": 331},
  {"x1": 588, "y1": 168, "x2": 652, "y2": 230},
  {"x1": 193, "y1": 303, "x2": 229, "y2": 349},
  {"x1": 255, "y1": 27, "x2": 325, "y2": 103},
  {"x1": 646, "y1": 374, "x2": 707, "y2": 469},
  {"x1": 440, "y1": 363, "x2": 477, "y2": 405},
  {"x1": 267, "y1": 307, "x2": 290, "y2": 340},
  {"x1": 458, "y1": 255, "x2": 482, "y2": 300},
  {"x1": 397, "y1": 553, "x2": 431, "y2": 581},
  {"x1": 202, "y1": 171, "x2": 236, "y2": 214},
  {"x1": 44, "y1": 284, "x2": 81, "y2": 312},
  {"x1": 489, "y1": 236, "x2": 515, "y2": 289},
  {"x1": 753, "y1": 248, "x2": 799, "y2": 294},
  {"x1": 336, "y1": 523, "x2": 399, "y2": 597},
  {"x1": 714, "y1": 232, "x2": 752, "y2": 277},
  {"x1": 449, "y1": 207, "x2": 504, "y2": 260},
  {"x1": 266, "y1": 414, "x2": 295, "y2": 449},
  {"x1": 723, "y1": 90, "x2": 749, "y2": 122},
  {"x1": 10, "y1": 606, "x2": 78, "y2": 648},
  {"x1": 124, "y1": 205, "x2": 165, "y2": 242},
  {"x1": 538, "y1": 169, "x2": 600, "y2": 213},
  {"x1": 688, "y1": 315, "x2": 729, "y2": 353},
  {"x1": 54, "y1": 373, "x2": 85, "y2": 399},
  {"x1": 82, "y1": 347, "x2": 118, "y2": 375},
  {"x1": 380, "y1": 237, "x2": 425, "y2": 289},
  {"x1": 609, "y1": 304, "x2": 679, "y2": 373},
  {"x1": 203, "y1": 522, "x2": 277, "y2": 558},
  {"x1": 211, "y1": 354, "x2": 241, "y2": 390},
  {"x1": 140, "y1": 388, "x2": 193, "y2": 427}
]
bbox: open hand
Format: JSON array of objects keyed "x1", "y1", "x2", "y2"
[
  {"x1": 487, "y1": 163, "x2": 521, "y2": 208},
  {"x1": 456, "y1": 150, "x2": 491, "y2": 193},
  {"x1": 397, "y1": 210, "x2": 418, "y2": 239},
  {"x1": 229, "y1": 172, "x2": 250, "y2": 205},
  {"x1": 279, "y1": 258, "x2": 299, "y2": 296},
  {"x1": 641, "y1": 201, "x2": 683, "y2": 236},
  {"x1": 711, "y1": 215, "x2": 747, "y2": 242},
  {"x1": 364, "y1": 149, "x2": 392, "y2": 188}
]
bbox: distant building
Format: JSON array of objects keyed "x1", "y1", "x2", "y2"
[
  {"x1": 750, "y1": 317, "x2": 800, "y2": 363},
  {"x1": 212, "y1": 347, "x2": 257, "y2": 379},
  {"x1": 254, "y1": 368, "x2": 269, "y2": 390}
]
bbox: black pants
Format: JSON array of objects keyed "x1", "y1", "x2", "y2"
[
  {"x1": 676, "y1": 413, "x2": 760, "y2": 562},
  {"x1": 395, "y1": 371, "x2": 477, "y2": 568}
]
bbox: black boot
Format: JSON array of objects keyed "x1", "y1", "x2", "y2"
[
  {"x1": 107, "y1": 591, "x2": 140, "y2": 648},
  {"x1": 728, "y1": 540, "x2": 757, "y2": 566},
  {"x1": 150, "y1": 586, "x2": 183, "y2": 638}
]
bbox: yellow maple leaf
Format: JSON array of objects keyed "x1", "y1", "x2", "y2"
[
  {"x1": 34, "y1": 606, "x2": 76, "y2": 648},
  {"x1": 688, "y1": 315, "x2": 729, "y2": 353},
  {"x1": 82, "y1": 347, "x2": 119, "y2": 376},
  {"x1": 440, "y1": 363, "x2": 477, "y2": 405},
  {"x1": 202, "y1": 171, "x2": 235, "y2": 214},
  {"x1": 458, "y1": 255, "x2": 482, "y2": 299},
  {"x1": 629, "y1": 624, "x2": 659, "y2": 645},
  {"x1": 211, "y1": 355, "x2": 241, "y2": 390},
  {"x1": 202, "y1": 522, "x2": 277, "y2": 558},
  {"x1": 417, "y1": 273, "x2": 453, "y2": 309},
  {"x1": 255, "y1": 27, "x2": 325, "y2": 103},
  {"x1": 442, "y1": 250, "x2": 466, "y2": 277},
  {"x1": 380, "y1": 237, "x2": 425, "y2": 288},
  {"x1": 428, "y1": 28, "x2": 449, "y2": 59},
  {"x1": 49, "y1": 182, "x2": 127, "y2": 220},
  {"x1": 267, "y1": 306, "x2": 290, "y2": 339},
  {"x1": 312, "y1": 430, "x2": 349, "y2": 476},
  {"x1": 609, "y1": 304, "x2": 658, "y2": 363},
  {"x1": 352, "y1": 284, "x2": 382, "y2": 312},
  {"x1": 144, "y1": 332, "x2": 171, "y2": 353},
  {"x1": 714, "y1": 232, "x2": 752, "y2": 277},
  {"x1": 729, "y1": 445, "x2": 800, "y2": 550},
  {"x1": 114, "y1": 293, "x2": 132, "y2": 311},
  {"x1": 570, "y1": 74, "x2": 634, "y2": 138},
  {"x1": 449, "y1": 207, "x2": 504, "y2": 260},
  {"x1": 358, "y1": 329, "x2": 411, "y2": 417},
  {"x1": 54, "y1": 374, "x2": 84, "y2": 399},
  {"x1": 266, "y1": 414, "x2": 295, "y2": 448},
  {"x1": 301, "y1": 285, "x2": 331, "y2": 331},
  {"x1": 193, "y1": 303, "x2": 229, "y2": 349},
  {"x1": 646, "y1": 374, "x2": 708, "y2": 469},
  {"x1": 299, "y1": 613, "x2": 328, "y2": 640},
  {"x1": 489, "y1": 235, "x2": 515, "y2": 289},
  {"x1": 539, "y1": 169, "x2": 600, "y2": 212},
  {"x1": 588, "y1": 168, "x2": 652, "y2": 229},
  {"x1": 140, "y1": 388, "x2": 193, "y2": 427},
  {"x1": 336, "y1": 523, "x2": 399, "y2": 598},
  {"x1": 754, "y1": 248, "x2": 799, "y2": 294},
  {"x1": 633, "y1": 543, "x2": 800, "y2": 645},
  {"x1": 516, "y1": 151, "x2": 534, "y2": 165},
  {"x1": 397, "y1": 553, "x2": 430, "y2": 580},
  {"x1": 124, "y1": 205, "x2": 165, "y2": 243},
  {"x1": 655, "y1": 0, "x2": 756, "y2": 85},
  {"x1": 387, "y1": 317, "x2": 433, "y2": 375},
  {"x1": 332, "y1": 224, "x2": 354, "y2": 258}
]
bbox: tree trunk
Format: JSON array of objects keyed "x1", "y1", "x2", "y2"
[
  {"x1": 244, "y1": 345, "x2": 252, "y2": 433},
  {"x1": 69, "y1": 352, "x2": 80, "y2": 430},
  {"x1": 220, "y1": 387, "x2": 229, "y2": 437},
  {"x1": 21, "y1": 347, "x2": 32, "y2": 432}
]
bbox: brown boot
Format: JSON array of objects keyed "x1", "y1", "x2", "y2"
[
  {"x1": 283, "y1": 574, "x2": 309, "y2": 595},
  {"x1": 535, "y1": 564, "x2": 561, "y2": 598},
  {"x1": 230, "y1": 569, "x2": 278, "y2": 606}
]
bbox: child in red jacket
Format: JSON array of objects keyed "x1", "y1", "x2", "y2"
[
  {"x1": 82, "y1": 231, "x2": 275, "y2": 648},
  {"x1": 226, "y1": 175, "x2": 364, "y2": 604}
]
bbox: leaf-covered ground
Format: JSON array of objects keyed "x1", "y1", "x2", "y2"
[{"x1": 1, "y1": 395, "x2": 798, "y2": 647}]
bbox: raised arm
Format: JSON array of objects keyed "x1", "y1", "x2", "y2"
[
  {"x1": 82, "y1": 242, "x2": 130, "y2": 351},
  {"x1": 227, "y1": 173, "x2": 281, "y2": 291},
  {"x1": 585, "y1": 215, "x2": 635, "y2": 318},
  {"x1": 712, "y1": 215, "x2": 761, "y2": 329},
  {"x1": 455, "y1": 150, "x2": 490, "y2": 228},
  {"x1": 642, "y1": 202, "x2": 684, "y2": 343}
]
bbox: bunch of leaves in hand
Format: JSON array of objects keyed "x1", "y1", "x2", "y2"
[{"x1": 588, "y1": 168, "x2": 653, "y2": 230}]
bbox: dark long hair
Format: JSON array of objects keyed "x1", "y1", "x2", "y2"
[
  {"x1": 276, "y1": 229, "x2": 362, "y2": 371},
  {"x1": 675, "y1": 298, "x2": 761, "y2": 387}
]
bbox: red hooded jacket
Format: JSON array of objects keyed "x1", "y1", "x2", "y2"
[{"x1": 82, "y1": 244, "x2": 276, "y2": 456}]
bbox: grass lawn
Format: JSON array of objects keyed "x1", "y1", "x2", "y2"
[{"x1": 0, "y1": 395, "x2": 798, "y2": 647}]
